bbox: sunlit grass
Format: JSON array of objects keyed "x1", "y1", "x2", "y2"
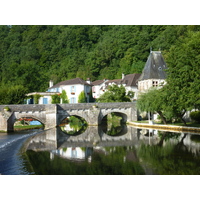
[{"x1": 14, "y1": 125, "x2": 43, "y2": 130}]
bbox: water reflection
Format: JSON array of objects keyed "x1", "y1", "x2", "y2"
[
  {"x1": 59, "y1": 116, "x2": 87, "y2": 136},
  {"x1": 24, "y1": 125, "x2": 200, "y2": 175}
]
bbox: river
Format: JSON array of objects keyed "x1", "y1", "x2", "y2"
[
  {"x1": 1, "y1": 125, "x2": 200, "y2": 175},
  {"x1": 0, "y1": 129, "x2": 43, "y2": 175}
]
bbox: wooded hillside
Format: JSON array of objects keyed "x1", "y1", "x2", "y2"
[{"x1": 0, "y1": 25, "x2": 199, "y2": 94}]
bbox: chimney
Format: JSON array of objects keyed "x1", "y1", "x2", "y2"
[
  {"x1": 122, "y1": 73, "x2": 125, "y2": 80},
  {"x1": 86, "y1": 78, "x2": 91, "y2": 84},
  {"x1": 49, "y1": 80, "x2": 53, "y2": 88}
]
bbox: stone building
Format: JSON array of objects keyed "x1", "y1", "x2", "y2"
[{"x1": 138, "y1": 51, "x2": 167, "y2": 92}]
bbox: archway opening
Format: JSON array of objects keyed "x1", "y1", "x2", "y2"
[
  {"x1": 101, "y1": 112, "x2": 127, "y2": 136},
  {"x1": 14, "y1": 117, "x2": 44, "y2": 131},
  {"x1": 59, "y1": 115, "x2": 88, "y2": 136}
]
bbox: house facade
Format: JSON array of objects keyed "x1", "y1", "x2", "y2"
[
  {"x1": 121, "y1": 73, "x2": 141, "y2": 100},
  {"x1": 27, "y1": 78, "x2": 93, "y2": 104},
  {"x1": 137, "y1": 51, "x2": 167, "y2": 92},
  {"x1": 92, "y1": 73, "x2": 141, "y2": 101},
  {"x1": 91, "y1": 79, "x2": 108, "y2": 99}
]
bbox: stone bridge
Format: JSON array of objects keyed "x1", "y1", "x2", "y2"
[{"x1": 0, "y1": 102, "x2": 137, "y2": 132}]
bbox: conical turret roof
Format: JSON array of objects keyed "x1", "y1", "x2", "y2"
[{"x1": 139, "y1": 51, "x2": 167, "y2": 81}]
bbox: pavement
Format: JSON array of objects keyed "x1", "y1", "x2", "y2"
[{"x1": 129, "y1": 121, "x2": 200, "y2": 133}]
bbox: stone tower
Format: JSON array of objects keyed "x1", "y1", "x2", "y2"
[{"x1": 138, "y1": 51, "x2": 167, "y2": 92}]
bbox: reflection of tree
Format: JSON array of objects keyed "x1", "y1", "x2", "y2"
[
  {"x1": 25, "y1": 146, "x2": 145, "y2": 175},
  {"x1": 138, "y1": 133, "x2": 200, "y2": 174},
  {"x1": 101, "y1": 114, "x2": 127, "y2": 136},
  {"x1": 157, "y1": 131, "x2": 181, "y2": 147},
  {"x1": 59, "y1": 116, "x2": 87, "y2": 135},
  {"x1": 107, "y1": 125, "x2": 123, "y2": 136}
]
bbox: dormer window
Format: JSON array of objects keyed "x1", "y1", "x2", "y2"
[{"x1": 152, "y1": 81, "x2": 158, "y2": 87}]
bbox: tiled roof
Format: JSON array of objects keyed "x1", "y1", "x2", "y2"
[
  {"x1": 92, "y1": 80, "x2": 105, "y2": 85},
  {"x1": 121, "y1": 73, "x2": 141, "y2": 86},
  {"x1": 139, "y1": 51, "x2": 167, "y2": 81},
  {"x1": 49, "y1": 78, "x2": 92, "y2": 89},
  {"x1": 106, "y1": 79, "x2": 122, "y2": 85}
]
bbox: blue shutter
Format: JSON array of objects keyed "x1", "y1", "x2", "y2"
[{"x1": 43, "y1": 98, "x2": 48, "y2": 104}]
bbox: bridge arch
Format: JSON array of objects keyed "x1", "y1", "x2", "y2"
[
  {"x1": 58, "y1": 113, "x2": 89, "y2": 127},
  {"x1": 9, "y1": 114, "x2": 45, "y2": 132},
  {"x1": 100, "y1": 110, "x2": 128, "y2": 124}
]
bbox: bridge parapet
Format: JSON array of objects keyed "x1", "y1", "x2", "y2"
[{"x1": 0, "y1": 102, "x2": 137, "y2": 132}]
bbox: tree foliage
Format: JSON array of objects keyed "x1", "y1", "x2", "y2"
[
  {"x1": 0, "y1": 25, "x2": 190, "y2": 93},
  {"x1": 51, "y1": 94, "x2": 60, "y2": 104},
  {"x1": 33, "y1": 94, "x2": 42, "y2": 104},
  {"x1": 1, "y1": 25, "x2": 200, "y2": 105},
  {"x1": 136, "y1": 88, "x2": 168, "y2": 124},
  {"x1": 97, "y1": 85, "x2": 131, "y2": 103},
  {"x1": 60, "y1": 90, "x2": 69, "y2": 103},
  {"x1": 0, "y1": 84, "x2": 27, "y2": 104},
  {"x1": 78, "y1": 91, "x2": 87, "y2": 103}
]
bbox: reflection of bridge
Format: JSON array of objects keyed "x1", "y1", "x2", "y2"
[
  {"x1": 25, "y1": 126, "x2": 200, "y2": 157},
  {"x1": 25, "y1": 126, "x2": 160, "y2": 151},
  {"x1": 0, "y1": 102, "x2": 137, "y2": 132}
]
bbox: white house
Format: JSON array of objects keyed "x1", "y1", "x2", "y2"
[
  {"x1": 121, "y1": 73, "x2": 141, "y2": 100},
  {"x1": 92, "y1": 73, "x2": 141, "y2": 100},
  {"x1": 91, "y1": 79, "x2": 108, "y2": 99},
  {"x1": 27, "y1": 77, "x2": 93, "y2": 104}
]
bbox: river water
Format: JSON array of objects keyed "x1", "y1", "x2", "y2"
[
  {"x1": 0, "y1": 129, "x2": 42, "y2": 175},
  {"x1": 1, "y1": 126, "x2": 200, "y2": 175}
]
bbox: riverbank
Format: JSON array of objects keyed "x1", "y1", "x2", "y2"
[
  {"x1": 14, "y1": 125, "x2": 43, "y2": 131},
  {"x1": 129, "y1": 121, "x2": 200, "y2": 133}
]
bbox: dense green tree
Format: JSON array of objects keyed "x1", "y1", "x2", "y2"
[
  {"x1": 78, "y1": 91, "x2": 87, "y2": 103},
  {"x1": 0, "y1": 25, "x2": 200, "y2": 105},
  {"x1": 0, "y1": 84, "x2": 28, "y2": 104},
  {"x1": 97, "y1": 85, "x2": 131, "y2": 103},
  {"x1": 136, "y1": 88, "x2": 168, "y2": 124},
  {"x1": 164, "y1": 31, "x2": 200, "y2": 124},
  {"x1": 60, "y1": 90, "x2": 69, "y2": 103},
  {"x1": 51, "y1": 94, "x2": 61, "y2": 104},
  {"x1": 33, "y1": 94, "x2": 42, "y2": 104}
]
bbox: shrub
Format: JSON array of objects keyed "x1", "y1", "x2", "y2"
[
  {"x1": 51, "y1": 94, "x2": 61, "y2": 104},
  {"x1": 78, "y1": 91, "x2": 87, "y2": 103},
  {"x1": 4, "y1": 106, "x2": 10, "y2": 111},
  {"x1": 33, "y1": 94, "x2": 42, "y2": 104},
  {"x1": 60, "y1": 90, "x2": 69, "y2": 103},
  {"x1": 190, "y1": 111, "x2": 200, "y2": 123}
]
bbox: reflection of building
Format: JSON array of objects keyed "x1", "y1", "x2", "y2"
[
  {"x1": 63, "y1": 124, "x2": 74, "y2": 131},
  {"x1": 51, "y1": 147, "x2": 93, "y2": 162}
]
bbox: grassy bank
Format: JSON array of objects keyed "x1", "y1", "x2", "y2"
[{"x1": 14, "y1": 125, "x2": 43, "y2": 131}]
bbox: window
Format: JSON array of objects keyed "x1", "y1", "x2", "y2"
[
  {"x1": 43, "y1": 98, "x2": 48, "y2": 104},
  {"x1": 70, "y1": 97, "x2": 76, "y2": 103},
  {"x1": 152, "y1": 81, "x2": 158, "y2": 87},
  {"x1": 71, "y1": 86, "x2": 76, "y2": 94}
]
